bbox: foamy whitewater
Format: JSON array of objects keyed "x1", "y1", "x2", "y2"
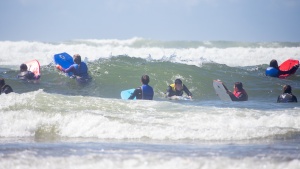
[{"x1": 0, "y1": 38, "x2": 300, "y2": 169}]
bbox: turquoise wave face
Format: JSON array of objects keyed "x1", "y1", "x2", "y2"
[{"x1": 1, "y1": 55, "x2": 300, "y2": 101}]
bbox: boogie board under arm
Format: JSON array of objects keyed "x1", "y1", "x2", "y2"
[
  {"x1": 121, "y1": 89, "x2": 136, "y2": 100},
  {"x1": 213, "y1": 80, "x2": 232, "y2": 102},
  {"x1": 278, "y1": 59, "x2": 299, "y2": 78}
]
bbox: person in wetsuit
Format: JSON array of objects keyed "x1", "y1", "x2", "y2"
[
  {"x1": 128, "y1": 75, "x2": 154, "y2": 100},
  {"x1": 17, "y1": 64, "x2": 40, "y2": 81},
  {"x1": 266, "y1": 59, "x2": 299, "y2": 77},
  {"x1": 0, "y1": 78, "x2": 13, "y2": 95},
  {"x1": 226, "y1": 82, "x2": 248, "y2": 101},
  {"x1": 56, "y1": 54, "x2": 91, "y2": 83},
  {"x1": 277, "y1": 85, "x2": 297, "y2": 103},
  {"x1": 166, "y1": 79, "x2": 192, "y2": 99}
]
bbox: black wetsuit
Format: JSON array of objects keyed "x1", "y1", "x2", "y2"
[
  {"x1": 277, "y1": 93, "x2": 297, "y2": 103},
  {"x1": 17, "y1": 71, "x2": 39, "y2": 80},
  {"x1": 0, "y1": 84, "x2": 13, "y2": 95},
  {"x1": 228, "y1": 90, "x2": 248, "y2": 101},
  {"x1": 166, "y1": 84, "x2": 192, "y2": 97}
]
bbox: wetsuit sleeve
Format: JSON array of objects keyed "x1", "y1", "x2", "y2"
[
  {"x1": 27, "y1": 71, "x2": 36, "y2": 80},
  {"x1": 277, "y1": 95, "x2": 280, "y2": 103},
  {"x1": 3, "y1": 85, "x2": 13, "y2": 94},
  {"x1": 166, "y1": 85, "x2": 173, "y2": 97},
  {"x1": 293, "y1": 95, "x2": 298, "y2": 102},
  {"x1": 228, "y1": 92, "x2": 237, "y2": 101},
  {"x1": 183, "y1": 85, "x2": 192, "y2": 96},
  {"x1": 62, "y1": 65, "x2": 76, "y2": 73},
  {"x1": 128, "y1": 88, "x2": 142, "y2": 100}
]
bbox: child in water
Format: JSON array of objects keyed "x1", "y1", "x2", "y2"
[{"x1": 277, "y1": 85, "x2": 297, "y2": 103}]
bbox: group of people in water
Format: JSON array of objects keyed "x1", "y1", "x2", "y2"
[
  {"x1": 116, "y1": 58, "x2": 298, "y2": 103},
  {"x1": 0, "y1": 55, "x2": 298, "y2": 103}
]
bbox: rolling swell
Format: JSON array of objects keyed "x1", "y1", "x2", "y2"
[{"x1": 2, "y1": 55, "x2": 300, "y2": 101}]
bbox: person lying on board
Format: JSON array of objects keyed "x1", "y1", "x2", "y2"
[
  {"x1": 128, "y1": 75, "x2": 154, "y2": 100},
  {"x1": 166, "y1": 79, "x2": 192, "y2": 99},
  {"x1": 56, "y1": 54, "x2": 91, "y2": 83},
  {"x1": 277, "y1": 85, "x2": 297, "y2": 103},
  {"x1": 225, "y1": 82, "x2": 248, "y2": 101},
  {"x1": 0, "y1": 78, "x2": 13, "y2": 95},
  {"x1": 17, "y1": 64, "x2": 40, "y2": 81},
  {"x1": 266, "y1": 59, "x2": 299, "y2": 77}
]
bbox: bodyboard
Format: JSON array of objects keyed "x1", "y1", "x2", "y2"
[
  {"x1": 25, "y1": 59, "x2": 40, "y2": 77},
  {"x1": 279, "y1": 59, "x2": 299, "y2": 78},
  {"x1": 121, "y1": 89, "x2": 136, "y2": 100},
  {"x1": 54, "y1": 52, "x2": 74, "y2": 76},
  {"x1": 213, "y1": 80, "x2": 232, "y2": 102},
  {"x1": 168, "y1": 96, "x2": 191, "y2": 101}
]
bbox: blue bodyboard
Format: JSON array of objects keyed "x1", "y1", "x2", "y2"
[
  {"x1": 54, "y1": 52, "x2": 74, "y2": 76},
  {"x1": 121, "y1": 89, "x2": 136, "y2": 100}
]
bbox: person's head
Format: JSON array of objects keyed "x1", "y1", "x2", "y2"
[
  {"x1": 234, "y1": 82, "x2": 244, "y2": 91},
  {"x1": 174, "y1": 79, "x2": 183, "y2": 90},
  {"x1": 283, "y1": 85, "x2": 292, "y2": 94},
  {"x1": 20, "y1": 64, "x2": 28, "y2": 72},
  {"x1": 141, "y1": 75, "x2": 150, "y2": 85},
  {"x1": 73, "y1": 54, "x2": 81, "y2": 64},
  {"x1": 0, "y1": 78, "x2": 5, "y2": 87},
  {"x1": 270, "y1": 59, "x2": 279, "y2": 68}
]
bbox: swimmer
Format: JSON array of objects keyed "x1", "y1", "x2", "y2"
[
  {"x1": 17, "y1": 63, "x2": 40, "y2": 81},
  {"x1": 166, "y1": 79, "x2": 192, "y2": 99},
  {"x1": 56, "y1": 54, "x2": 91, "y2": 83},
  {"x1": 277, "y1": 85, "x2": 297, "y2": 103},
  {"x1": 225, "y1": 82, "x2": 248, "y2": 101},
  {"x1": 0, "y1": 78, "x2": 13, "y2": 95},
  {"x1": 128, "y1": 75, "x2": 154, "y2": 100}
]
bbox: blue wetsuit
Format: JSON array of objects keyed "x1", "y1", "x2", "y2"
[
  {"x1": 62, "y1": 62, "x2": 90, "y2": 83},
  {"x1": 129, "y1": 84, "x2": 154, "y2": 100}
]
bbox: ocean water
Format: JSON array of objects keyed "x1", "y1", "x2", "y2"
[{"x1": 0, "y1": 38, "x2": 300, "y2": 169}]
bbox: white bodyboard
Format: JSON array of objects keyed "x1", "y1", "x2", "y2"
[
  {"x1": 168, "y1": 96, "x2": 191, "y2": 101},
  {"x1": 213, "y1": 80, "x2": 232, "y2": 102}
]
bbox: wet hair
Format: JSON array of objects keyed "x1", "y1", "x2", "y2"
[
  {"x1": 234, "y1": 82, "x2": 243, "y2": 91},
  {"x1": 0, "y1": 78, "x2": 5, "y2": 86},
  {"x1": 269, "y1": 59, "x2": 279, "y2": 68},
  {"x1": 20, "y1": 64, "x2": 28, "y2": 71},
  {"x1": 175, "y1": 79, "x2": 182, "y2": 85},
  {"x1": 141, "y1": 75, "x2": 150, "y2": 84},
  {"x1": 283, "y1": 85, "x2": 292, "y2": 94},
  {"x1": 73, "y1": 54, "x2": 81, "y2": 64}
]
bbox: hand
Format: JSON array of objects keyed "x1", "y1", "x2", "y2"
[{"x1": 56, "y1": 65, "x2": 62, "y2": 71}]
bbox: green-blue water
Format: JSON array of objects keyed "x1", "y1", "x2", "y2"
[{"x1": 1, "y1": 39, "x2": 300, "y2": 169}]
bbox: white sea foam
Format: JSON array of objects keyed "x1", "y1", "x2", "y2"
[
  {"x1": 1, "y1": 91, "x2": 300, "y2": 140},
  {"x1": 0, "y1": 39, "x2": 299, "y2": 67},
  {"x1": 0, "y1": 154, "x2": 299, "y2": 169}
]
